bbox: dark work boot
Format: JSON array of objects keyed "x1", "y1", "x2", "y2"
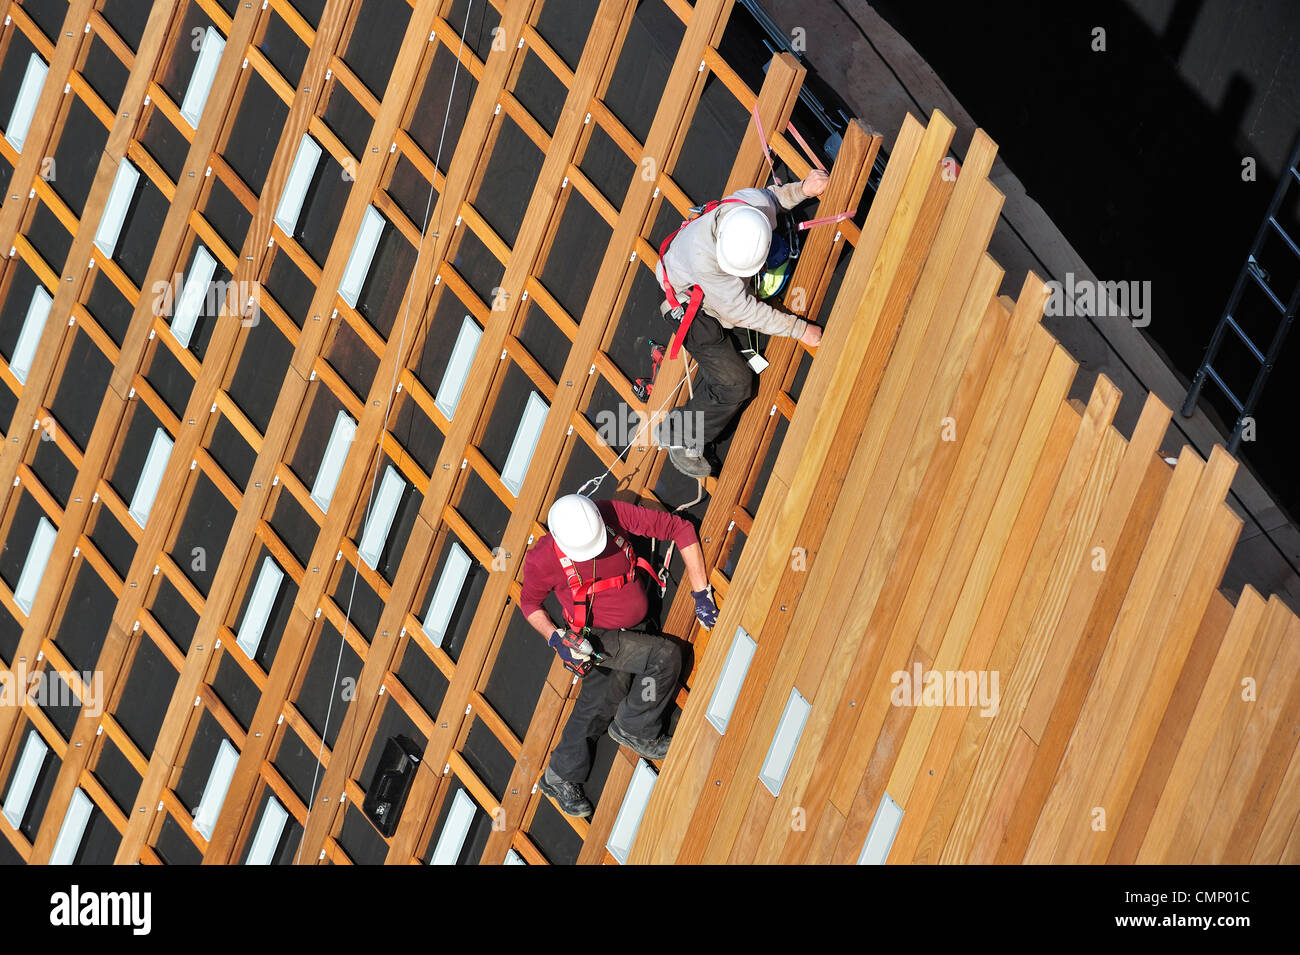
[
  {"x1": 668, "y1": 445, "x2": 712, "y2": 479},
  {"x1": 539, "y1": 766, "x2": 593, "y2": 818},
  {"x1": 608, "y1": 721, "x2": 672, "y2": 761}
]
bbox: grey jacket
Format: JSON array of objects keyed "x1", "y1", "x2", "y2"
[{"x1": 655, "y1": 182, "x2": 810, "y2": 339}]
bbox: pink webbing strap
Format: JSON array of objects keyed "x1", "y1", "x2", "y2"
[
  {"x1": 752, "y1": 102, "x2": 782, "y2": 186},
  {"x1": 786, "y1": 121, "x2": 827, "y2": 173},
  {"x1": 798, "y1": 210, "x2": 856, "y2": 231}
]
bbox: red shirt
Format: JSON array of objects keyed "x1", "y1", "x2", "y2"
[{"x1": 520, "y1": 500, "x2": 698, "y2": 631}]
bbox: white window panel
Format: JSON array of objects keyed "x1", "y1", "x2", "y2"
[
  {"x1": 235, "y1": 557, "x2": 284, "y2": 659},
  {"x1": 5, "y1": 54, "x2": 48, "y2": 153},
  {"x1": 310, "y1": 411, "x2": 356, "y2": 513},
  {"x1": 274, "y1": 134, "x2": 322, "y2": 235},
  {"x1": 245, "y1": 796, "x2": 289, "y2": 865},
  {"x1": 504, "y1": 848, "x2": 526, "y2": 865},
  {"x1": 500, "y1": 392, "x2": 548, "y2": 496},
  {"x1": 128, "y1": 429, "x2": 173, "y2": 527},
  {"x1": 607, "y1": 758, "x2": 657, "y2": 864},
  {"x1": 179, "y1": 26, "x2": 225, "y2": 127},
  {"x1": 357, "y1": 465, "x2": 405, "y2": 569},
  {"x1": 758, "y1": 687, "x2": 811, "y2": 796},
  {"x1": 857, "y1": 792, "x2": 905, "y2": 865},
  {"x1": 170, "y1": 245, "x2": 217, "y2": 348},
  {"x1": 428, "y1": 789, "x2": 476, "y2": 865},
  {"x1": 434, "y1": 315, "x2": 481, "y2": 420},
  {"x1": 339, "y1": 205, "x2": 385, "y2": 307},
  {"x1": 422, "y1": 542, "x2": 471, "y2": 647},
  {"x1": 705, "y1": 626, "x2": 757, "y2": 734},
  {"x1": 192, "y1": 740, "x2": 240, "y2": 840},
  {"x1": 11, "y1": 284, "x2": 52, "y2": 384},
  {"x1": 93, "y1": 159, "x2": 140, "y2": 258},
  {"x1": 14, "y1": 515, "x2": 57, "y2": 615},
  {"x1": 49, "y1": 788, "x2": 94, "y2": 865},
  {"x1": 2, "y1": 731, "x2": 50, "y2": 829}
]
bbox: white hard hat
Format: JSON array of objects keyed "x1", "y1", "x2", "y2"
[
  {"x1": 548, "y1": 494, "x2": 607, "y2": 561},
  {"x1": 715, "y1": 204, "x2": 772, "y2": 277}
]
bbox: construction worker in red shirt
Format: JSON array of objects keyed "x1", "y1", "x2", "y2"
[
  {"x1": 521, "y1": 493, "x2": 719, "y2": 818},
  {"x1": 656, "y1": 169, "x2": 830, "y2": 478}
]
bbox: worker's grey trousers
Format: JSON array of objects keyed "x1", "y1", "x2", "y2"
[
  {"x1": 658, "y1": 305, "x2": 755, "y2": 449},
  {"x1": 548, "y1": 628, "x2": 683, "y2": 784}
]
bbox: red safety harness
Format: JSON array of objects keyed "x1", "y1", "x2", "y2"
[
  {"x1": 553, "y1": 527, "x2": 661, "y2": 632},
  {"x1": 657, "y1": 197, "x2": 748, "y2": 360}
]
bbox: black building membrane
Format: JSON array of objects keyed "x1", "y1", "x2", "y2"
[
  {"x1": 82, "y1": 35, "x2": 129, "y2": 113},
  {"x1": 338, "y1": 803, "x2": 389, "y2": 864},
  {"x1": 52, "y1": 563, "x2": 115, "y2": 674},
  {"x1": 222, "y1": 72, "x2": 290, "y2": 194},
  {"x1": 98, "y1": 0, "x2": 148, "y2": 52},
  {"x1": 474, "y1": 117, "x2": 545, "y2": 249},
  {"x1": 394, "y1": 636, "x2": 449, "y2": 719},
  {"x1": 390, "y1": 394, "x2": 443, "y2": 476},
  {"x1": 323, "y1": 82, "x2": 374, "y2": 160},
  {"x1": 0, "y1": 261, "x2": 40, "y2": 356},
  {"x1": 264, "y1": 248, "x2": 315, "y2": 327},
  {"x1": 528, "y1": 795, "x2": 582, "y2": 865},
  {"x1": 606, "y1": 265, "x2": 662, "y2": 385},
  {"x1": 114, "y1": 639, "x2": 179, "y2": 757},
  {"x1": 170, "y1": 473, "x2": 236, "y2": 598},
  {"x1": 325, "y1": 320, "x2": 379, "y2": 403},
  {"x1": 158, "y1": 3, "x2": 216, "y2": 108},
  {"x1": 540, "y1": 190, "x2": 612, "y2": 322},
  {"x1": 450, "y1": 225, "x2": 504, "y2": 307},
  {"x1": 344, "y1": 0, "x2": 412, "y2": 99},
  {"x1": 411, "y1": 286, "x2": 477, "y2": 394},
  {"x1": 289, "y1": 382, "x2": 348, "y2": 488},
  {"x1": 516, "y1": 301, "x2": 569, "y2": 382},
  {"x1": 534, "y1": 0, "x2": 601, "y2": 70},
  {"x1": 85, "y1": 272, "x2": 135, "y2": 348},
  {"x1": 296, "y1": 154, "x2": 353, "y2": 266},
  {"x1": 38, "y1": 672, "x2": 81, "y2": 739},
  {"x1": 330, "y1": 564, "x2": 382, "y2": 641},
  {"x1": 211, "y1": 654, "x2": 259, "y2": 731},
  {"x1": 93, "y1": 737, "x2": 143, "y2": 815},
  {"x1": 356, "y1": 225, "x2": 417, "y2": 339},
  {"x1": 269, "y1": 490, "x2": 319, "y2": 572},
  {"x1": 31, "y1": 440, "x2": 76, "y2": 508},
  {"x1": 456, "y1": 468, "x2": 510, "y2": 550},
  {"x1": 115, "y1": 175, "x2": 169, "y2": 288},
  {"x1": 602, "y1": 0, "x2": 683, "y2": 145},
  {"x1": 272, "y1": 727, "x2": 324, "y2": 807},
  {"x1": 0, "y1": 608, "x2": 22, "y2": 665},
  {"x1": 745, "y1": 414, "x2": 788, "y2": 513},
  {"x1": 482, "y1": 613, "x2": 554, "y2": 740},
  {"x1": 259, "y1": 10, "x2": 310, "y2": 87},
  {"x1": 425, "y1": 776, "x2": 491, "y2": 863},
  {"x1": 409, "y1": 46, "x2": 477, "y2": 174},
  {"x1": 154, "y1": 815, "x2": 202, "y2": 864},
  {"x1": 150, "y1": 574, "x2": 199, "y2": 653},
  {"x1": 445, "y1": 0, "x2": 500, "y2": 65},
  {"x1": 228, "y1": 316, "x2": 293, "y2": 434},
  {"x1": 461, "y1": 717, "x2": 513, "y2": 800},
  {"x1": 75, "y1": 811, "x2": 122, "y2": 864},
  {"x1": 50, "y1": 98, "x2": 109, "y2": 219},
  {"x1": 141, "y1": 108, "x2": 189, "y2": 184},
  {"x1": 579, "y1": 122, "x2": 635, "y2": 209},
  {"x1": 386, "y1": 153, "x2": 436, "y2": 230},
  {"x1": 673, "y1": 74, "x2": 749, "y2": 205},
  {"x1": 295, "y1": 622, "x2": 361, "y2": 749},
  {"x1": 513, "y1": 51, "x2": 566, "y2": 136},
  {"x1": 480, "y1": 362, "x2": 540, "y2": 475},
  {"x1": 26, "y1": 203, "x2": 72, "y2": 276},
  {"x1": 208, "y1": 417, "x2": 256, "y2": 490},
  {"x1": 145, "y1": 339, "x2": 195, "y2": 419},
  {"x1": 89, "y1": 505, "x2": 136, "y2": 581},
  {"x1": 18, "y1": 0, "x2": 65, "y2": 42},
  {"x1": 203, "y1": 176, "x2": 253, "y2": 257}
]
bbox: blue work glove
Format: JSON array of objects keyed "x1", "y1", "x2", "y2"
[
  {"x1": 548, "y1": 629, "x2": 592, "y2": 676},
  {"x1": 692, "y1": 588, "x2": 718, "y2": 629}
]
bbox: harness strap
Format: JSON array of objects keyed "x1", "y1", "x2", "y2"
[
  {"x1": 786, "y1": 121, "x2": 827, "y2": 173},
  {"x1": 553, "y1": 528, "x2": 658, "y2": 631},
  {"x1": 657, "y1": 198, "x2": 747, "y2": 360},
  {"x1": 798, "y1": 209, "x2": 856, "y2": 231}
]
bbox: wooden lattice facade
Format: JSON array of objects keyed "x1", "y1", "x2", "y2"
[{"x1": 0, "y1": 0, "x2": 1294, "y2": 868}]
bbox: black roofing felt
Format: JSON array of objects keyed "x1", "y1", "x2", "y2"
[{"x1": 90, "y1": 505, "x2": 137, "y2": 581}]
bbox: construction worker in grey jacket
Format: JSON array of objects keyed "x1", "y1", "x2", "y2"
[{"x1": 655, "y1": 170, "x2": 828, "y2": 478}]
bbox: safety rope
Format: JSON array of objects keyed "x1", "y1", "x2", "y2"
[{"x1": 294, "y1": 0, "x2": 478, "y2": 864}]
